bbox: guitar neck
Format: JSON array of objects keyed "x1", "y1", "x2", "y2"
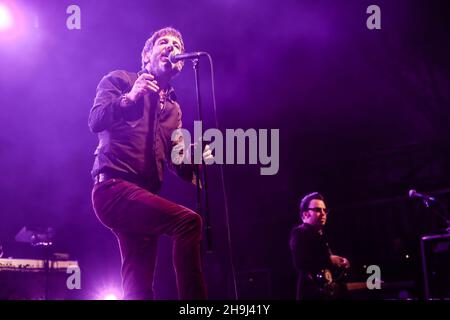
[
  {"x1": 345, "y1": 280, "x2": 386, "y2": 291},
  {"x1": 345, "y1": 282, "x2": 369, "y2": 291}
]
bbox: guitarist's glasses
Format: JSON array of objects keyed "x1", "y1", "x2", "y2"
[{"x1": 307, "y1": 207, "x2": 330, "y2": 214}]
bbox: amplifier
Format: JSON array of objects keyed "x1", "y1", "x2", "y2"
[
  {"x1": 0, "y1": 258, "x2": 80, "y2": 300},
  {"x1": 421, "y1": 233, "x2": 450, "y2": 299}
]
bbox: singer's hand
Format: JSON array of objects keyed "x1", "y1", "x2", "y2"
[
  {"x1": 127, "y1": 73, "x2": 160, "y2": 102},
  {"x1": 203, "y1": 144, "x2": 214, "y2": 164}
]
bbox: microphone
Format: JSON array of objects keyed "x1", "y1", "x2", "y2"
[
  {"x1": 169, "y1": 51, "x2": 207, "y2": 63},
  {"x1": 408, "y1": 189, "x2": 436, "y2": 202},
  {"x1": 137, "y1": 68, "x2": 149, "y2": 76}
]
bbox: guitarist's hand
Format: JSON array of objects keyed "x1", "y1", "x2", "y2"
[{"x1": 331, "y1": 255, "x2": 350, "y2": 269}]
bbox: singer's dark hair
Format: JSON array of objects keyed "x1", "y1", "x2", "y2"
[
  {"x1": 299, "y1": 192, "x2": 325, "y2": 220},
  {"x1": 141, "y1": 27, "x2": 185, "y2": 69}
]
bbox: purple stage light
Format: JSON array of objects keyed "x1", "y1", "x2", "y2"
[
  {"x1": 103, "y1": 293, "x2": 118, "y2": 300},
  {"x1": 0, "y1": 3, "x2": 13, "y2": 31},
  {"x1": 95, "y1": 287, "x2": 122, "y2": 300},
  {"x1": 0, "y1": 1, "x2": 28, "y2": 43}
]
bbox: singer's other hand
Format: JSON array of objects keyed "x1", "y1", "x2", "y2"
[{"x1": 128, "y1": 73, "x2": 160, "y2": 102}]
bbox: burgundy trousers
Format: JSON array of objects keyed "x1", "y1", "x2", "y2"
[{"x1": 91, "y1": 178, "x2": 207, "y2": 300}]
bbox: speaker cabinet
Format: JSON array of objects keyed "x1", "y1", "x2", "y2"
[
  {"x1": 0, "y1": 270, "x2": 77, "y2": 300},
  {"x1": 421, "y1": 233, "x2": 450, "y2": 299}
]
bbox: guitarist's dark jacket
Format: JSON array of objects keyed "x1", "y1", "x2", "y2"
[{"x1": 290, "y1": 223, "x2": 333, "y2": 299}]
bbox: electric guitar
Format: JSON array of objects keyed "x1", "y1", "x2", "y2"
[
  {"x1": 313, "y1": 267, "x2": 349, "y2": 298},
  {"x1": 314, "y1": 268, "x2": 389, "y2": 296}
]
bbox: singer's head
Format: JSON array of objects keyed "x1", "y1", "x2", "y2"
[
  {"x1": 141, "y1": 27, "x2": 185, "y2": 79},
  {"x1": 299, "y1": 192, "x2": 328, "y2": 229}
]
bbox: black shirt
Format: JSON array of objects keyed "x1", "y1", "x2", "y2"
[
  {"x1": 290, "y1": 223, "x2": 333, "y2": 299},
  {"x1": 88, "y1": 70, "x2": 194, "y2": 192}
]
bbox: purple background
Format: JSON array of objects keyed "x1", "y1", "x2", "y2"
[{"x1": 0, "y1": 0, "x2": 449, "y2": 299}]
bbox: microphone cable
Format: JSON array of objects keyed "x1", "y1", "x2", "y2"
[{"x1": 204, "y1": 53, "x2": 239, "y2": 300}]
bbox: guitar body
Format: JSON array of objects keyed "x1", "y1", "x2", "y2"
[{"x1": 313, "y1": 267, "x2": 349, "y2": 299}]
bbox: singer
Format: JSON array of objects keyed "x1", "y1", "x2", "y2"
[{"x1": 88, "y1": 27, "x2": 212, "y2": 300}]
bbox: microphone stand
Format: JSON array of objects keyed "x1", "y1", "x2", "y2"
[
  {"x1": 31, "y1": 231, "x2": 53, "y2": 300},
  {"x1": 420, "y1": 198, "x2": 450, "y2": 233},
  {"x1": 192, "y1": 58, "x2": 213, "y2": 252}
]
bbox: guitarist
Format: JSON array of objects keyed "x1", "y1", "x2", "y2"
[{"x1": 290, "y1": 192, "x2": 350, "y2": 299}]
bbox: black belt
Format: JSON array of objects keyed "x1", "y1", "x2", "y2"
[{"x1": 93, "y1": 171, "x2": 150, "y2": 188}]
